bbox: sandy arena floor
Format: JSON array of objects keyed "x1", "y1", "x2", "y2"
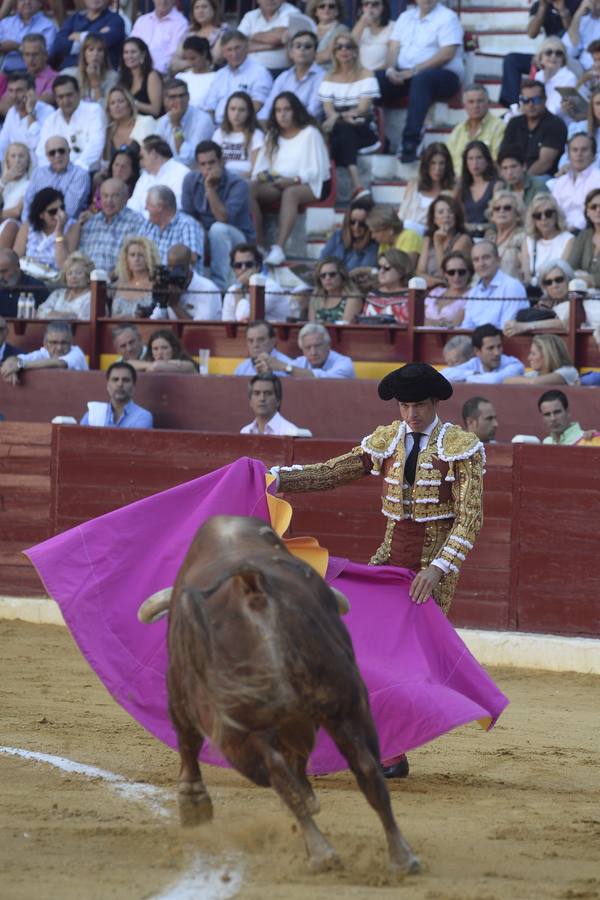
[{"x1": 1, "y1": 620, "x2": 599, "y2": 900}]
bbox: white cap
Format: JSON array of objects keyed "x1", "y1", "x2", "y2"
[{"x1": 568, "y1": 278, "x2": 589, "y2": 293}]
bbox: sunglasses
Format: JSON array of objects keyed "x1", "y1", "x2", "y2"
[
  {"x1": 292, "y1": 42, "x2": 314, "y2": 49},
  {"x1": 350, "y1": 218, "x2": 367, "y2": 227},
  {"x1": 233, "y1": 260, "x2": 255, "y2": 269},
  {"x1": 318, "y1": 2, "x2": 337, "y2": 7},
  {"x1": 378, "y1": 264, "x2": 392, "y2": 271},
  {"x1": 335, "y1": 43, "x2": 355, "y2": 50},
  {"x1": 532, "y1": 209, "x2": 555, "y2": 219},
  {"x1": 320, "y1": 270, "x2": 339, "y2": 279},
  {"x1": 543, "y1": 49, "x2": 564, "y2": 57},
  {"x1": 542, "y1": 275, "x2": 565, "y2": 286},
  {"x1": 45, "y1": 205, "x2": 65, "y2": 215},
  {"x1": 48, "y1": 147, "x2": 67, "y2": 156},
  {"x1": 519, "y1": 95, "x2": 544, "y2": 105},
  {"x1": 493, "y1": 204, "x2": 514, "y2": 213},
  {"x1": 445, "y1": 267, "x2": 467, "y2": 276}
]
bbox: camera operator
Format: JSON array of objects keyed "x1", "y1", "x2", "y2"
[{"x1": 152, "y1": 244, "x2": 222, "y2": 320}]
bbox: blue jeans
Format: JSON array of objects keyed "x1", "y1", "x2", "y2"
[
  {"x1": 500, "y1": 52, "x2": 532, "y2": 108},
  {"x1": 376, "y1": 68, "x2": 460, "y2": 151},
  {"x1": 207, "y1": 222, "x2": 248, "y2": 291},
  {"x1": 581, "y1": 371, "x2": 600, "y2": 386}
]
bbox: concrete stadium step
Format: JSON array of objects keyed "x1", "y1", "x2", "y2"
[
  {"x1": 473, "y1": 52, "x2": 506, "y2": 79},
  {"x1": 306, "y1": 239, "x2": 326, "y2": 259},
  {"x1": 305, "y1": 207, "x2": 342, "y2": 237},
  {"x1": 476, "y1": 32, "x2": 544, "y2": 55},
  {"x1": 461, "y1": 7, "x2": 529, "y2": 31},
  {"x1": 372, "y1": 182, "x2": 405, "y2": 204},
  {"x1": 459, "y1": 0, "x2": 530, "y2": 7}
]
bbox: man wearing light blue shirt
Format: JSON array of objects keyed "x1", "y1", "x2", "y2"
[
  {"x1": 442, "y1": 323, "x2": 525, "y2": 384},
  {"x1": 157, "y1": 79, "x2": 214, "y2": 167},
  {"x1": 260, "y1": 31, "x2": 325, "y2": 121},
  {"x1": 0, "y1": 0, "x2": 56, "y2": 73},
  {"x1": 234, "y1": 320, "x2": 293, "y2": 376},
  {"x1": 292, "y1": 323, "x2": 355, "y2": 378},
  {"x1": 202, "y1": 31, "x2": 273, "y2": 125},
  {"x1": 462, "y1": 240, "x2": 528, "y2": 330},
  {"x1": 80, "y1": 362, "x2": 153, "y2": 429}
]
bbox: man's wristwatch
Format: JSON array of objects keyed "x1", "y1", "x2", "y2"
[{"x1": 285, "y1": 364, "x2": 293, "y2": 374}]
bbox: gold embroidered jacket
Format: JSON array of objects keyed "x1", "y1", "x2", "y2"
[{"x1": 275, "y1": 420, "x2": 485, "y2": 613}]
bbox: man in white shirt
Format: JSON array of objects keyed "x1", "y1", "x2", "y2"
[
  {"x1": 0, "y1": 71, "x2": 53, "y2": 162},
  {"x1": 156, "y1": 79, "x2": 214, "y2": 167},
  {"x1": 260, "y1": 30, "x2": 325, "y2": 121},
  {"x1": 261, "y1": 322, "x2": 355, "y2": 378},
  {"x1": 239, "y1": 0, "x2": 314, "y2": 74},
  {"x1": 549, "y1": 133, "x2": 600, "y2": 231},
  {"x1": 462, "y1": 241, "x2": 528, "y2": 330},
  {"x1": 222, "y1": 244, "x2": 289, "y2": 322},
  {"x1": 0, "y1": 320, "x2": 88, "y2": 385},
  {"x1": 240, "y1": 373, "x2": 310, "y2": 435},
  {"x1": 163, "y1": 244, "x2": 222, "y2": 321},
  {"x1": 380, "y1": 0, "x2": 464, "y2": 163},
  {"x1": 130, "y1": 0, "x2": 188, "y2": 75},
  {"x1": 442, "y1": 324, "x2": 525, "y2": 383},
  {"x1": 36, "y1": 75, "x2": 105, "y2": 171},
  {"x1": 128, "y1": 136, "x2": 190, "y2": 217},
  {"x1": 202, "y1": 30, "x2": 273, "y2": 125}
]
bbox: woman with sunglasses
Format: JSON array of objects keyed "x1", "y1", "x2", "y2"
[
  {"x1": 568, "y1": 187, "x2": 600, "y2": 286},
  {"x1": 484, "y1": 189, "x2": 525, "y2": 281},
  {"x1": 521, "y1": 194, "x2": 573, "y2": 287},
  {"x1": 363, "y1": 249, "x2": 411, "y2": 323},
  {"x1": 320, "y1": 197, "x2": 379, "y2": 275},
  {"x1": 13, "y1": 188, "x2": 77, "y2": 275},
  {"x1": 416, "y1": 194, "x2": 472, "y2": 288},
  {"x1": 534, "y1": 36, "x2": 576, "y2": 118},
  {"x1": 352, "y1": 0, "x2": 394, "y2": 72},
  {"x1": 456, "y1": 140, "x2": 499, "y2": 239},
  {"x1": 424, "y1": 251, "x2": 470, "y2": 327},
  {"x1": 503, "y1": 259, "x2": 573, "y2": 335},
  {"x1": 504, "y1": 333, "x2": 579, "y2": 385},
  {"x1": 119, "y1": 37, "x2": 163, "y2": 119},
  {"x1": 318, "y1": 34, "x2": 381, "y2": 199},
  {"x1": 309, "y1": 257, "x2": 364, "y2": 323},
  {"x1": 398, "y1": 143, "x2": 455, "y2": 236},
  {"x1": 213, "y1": 91, "x2": 264, "y2": 180},
  {"x1": 307, "y1": 0, "x2": 349, "y2": 69},
  {"x1": 103, "y1": 86, "x2": 156, "y2": 163}
]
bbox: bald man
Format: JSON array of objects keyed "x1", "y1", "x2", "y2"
[
  {"x1": 23, "y1": 135, "x2": 91, "y2": 220},
  {"x1": 0, "y1": 248, "x2": 48, "y2": 316},
  {"x1": 162, "y1": 244, "x2": 222, "y2": 321},
  {"x1": 76, "y1": 178, "x2": 145, "y2": 275}
]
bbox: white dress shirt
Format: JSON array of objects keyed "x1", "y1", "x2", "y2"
[
  {"x1": 127, "y1": 158, "x2": 191, "y2": 217},
  {"x1": 222, "y1": 276, "x2": 289, "y2": 322},
  {"x1": 18, "y1": 344, "x2": 88, "y2": 370},
  {"x1": 462, "y1": 268, "x2": 528, "y2": 329},
  {"x1": 37, "y1": 101, "x2": 106, "y2": 171},
  {"x1": 241, "y1": 410, "x2": 308, "y2": 436},
  {"x1": 0, "y1": 102, "x2": 53, "y2": 162},
  {"x1": 167, "y1": 272, "x2": 222, "y2": 320},
  {"x1": 202, "y1": 57, "x2": 273, "y2": 124},
  {"x1": 549, "y1": 163, "x2": 600, "y2": 230},
  {"x1": 391, "y1": 2, "x2": 464, "y2": 79}
]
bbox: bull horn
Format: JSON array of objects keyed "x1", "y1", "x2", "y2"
[
  {"x1": 331, "y1": 587, "x2": 350, "y2": 616},
  {"x1": 137, "y1": 587, "x2": 173, "y2": 623}
]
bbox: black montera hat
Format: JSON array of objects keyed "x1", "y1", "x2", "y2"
[{"x1": 378, "y1": 363, "x2": 453, "y2": 402}]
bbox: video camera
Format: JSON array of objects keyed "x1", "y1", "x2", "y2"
[{"x1": 136, "y1": 264, "x2": 189, "y2": 318}]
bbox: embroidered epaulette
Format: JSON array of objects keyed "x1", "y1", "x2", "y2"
[
  {"x1": 360, "y1": 421, "x2": 404, "y2": 460},
  {"x1": 437, "y1": 423, "x2": 483, "y2": 462}
]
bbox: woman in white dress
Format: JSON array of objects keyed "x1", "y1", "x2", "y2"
[
  {"x1": 534, "y1": 36, "x2": 576, "y2": 119},
  {"x1": 520, "y1": 194, "x2": 574, "y2": 287},
  {"x1": 37, "y1": 252, "x2": 94, "y2": 320},
  {"x1": 352, "y1": 0, "x2": 394, "y2": 72},
  {"x1": 0, "y1": 141, "x2": 31, "y2": 249},
  {"x1": 212, "y1": 91, "x2": 263, "y2": 180}
]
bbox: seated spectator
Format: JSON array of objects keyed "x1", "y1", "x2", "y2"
[
  {"x1": 379, "y1": 0, "x2": 464, "y2": 164},
  {"x1": 111, "y1": 236, "x2": 160, "y2": 317},
  {"x1": 118, "y1": 38, "x2": 164, "y2": 119},
  {"x1": 182, "y1": 140, "x2": 255, "y2": 291},
  {"x1": 424, "y1": 250, "x2": 470, "y2": 327},
  {"x1": 239, "y1": 0, "x2": 310, "y2": 75},
  {"x1": 142, "y1": 185, "x2": 203, "y2": 266},
  {"x1": 222, "y1": 243, "x2": 289, "y2": 321},
  {"x1": 484, "y1": 190, "x2": 526, "y2": 282},
  {"x1": 241, "y1": 372, "x2": 311, "y2": 435},
  {"x1": 568, "y1": 187, "x2": 600, "y2": 286},
  {"x1": 307, "y1": 0, "x2": 348, "y2": 70},
  {"x1": 37, "y1": 252, "x2": 94, "y2": 319},
  {"x1": 352, "y1": 0, "x2": 394, "y2": 72},
  {"x1": 24, "y1": 137, "x2": 91, "y2": 222},
  {"x1": 320, "y1": 197, "x2": 378, "y2": 278},
  {"x1": 103, "y1": 87, "x2": 157, "y2": 162},
  {"x1": 37, "y1": 75, "x2": 106, "y2": 172},
  {"x1": 80, "y1": 361, "x2": 153, "y2": 430},
  {"x1": 0, "y1": 0, "x2": 56, "y2": 75},
  {"x1": 567, "y1": 275, "x2": 600, "y2": 327},
  {"x1": 0, "y1": 248, "x2": 48, "y2": 315},
  {"x1": 521, "y1": 194, "x2": 574, "y2": 287},
  {"x1": 442, "y1": 333, "x2": 473, "y2": 366},
  {"x1": 112, "y1": 323, "x2": 149, "y2": 366},
  {"x1": 160, "y1": 243, "x2": 221, "y2": 320},
  {"x1": 76, "y1": 178, "x2": 145, "y2": 275},
  {"x1": 251, "y1": 92, "x2": 330, "y2": 265},
  {"x1": 564, "y1": 0, "x2": 600, "y2": 71},
  {"x1": 504, "y1": 259, "x2": 573, "y2": 335},
  {"x1": 561, "y1": 87, "x2": 600, "y2": 166},
  {"x1": 139, "y1": 328, "x2": 198, "y2": 374},
  {"x1": 318, "y1": 34, "x2": 380, "y2": 199},
  {"x1": 366, "y1": 205, "x2": 423, "y2": 273},
  {"x1": 106, "y1": 147, "x2": 141, "y2": 199},
  {"x1": 0, "y1": 143, "x2": 32, "y2": 249},
  {"x1": 260, "y1": 30, "x2": 325, "y2": 121},
  {"x1": 398, "y1": 143, "x2": 455, "y2": 236},
  {"x1": 20, "y1": 34, "x2": 57, "y2": 108},
  {"x1": 74, "y1": 34, "x2": 119, "y2": 103},
  {"x1": 462, "y1": 396, "x2": 498, "y2": 444},
  {"x1": 292, "y1": 321, "x2": 355, "y2": 378},
  {"x1": 0, "y1": 315, "x2": 18, "y2": 362},
  {"x1": 0, "y1": 320, "x2": 87, "y2": 385},
  {"x1": 456, "y1": 140, "x2": 499, "y2": 240},
  {"x1": 202, "y1": 31, "x2": 273, "y2": 125},
  {"x1": 363, "y1": 249, "x2": 411, "y2": 322},
  {"x1": 51, "y1": 0, "x2": 125, "y2": 71},
  {"x1": 550, "y1": 133, "x2": 600, "y2": 231},
  {"x1": 128, "y1": 136, "x2": 190, "y2": 217},
  {"x1": 14, "y1": 188, "x2": 78, "y2": 275},
  {"x1": 446, "y1": 84, "x2": 506, "y2": 177},
  {"x1": 534, "y1": 36, "x2": 576, "y2": 117},
  {"x1": 574, "y1": 37, "x2": 600, "y2": 100},
  {"x1": 212, "y1": 91, "x2": 264, "y2": 179},
  {"x1": 505, "y1": 333, "x2": 580, "y2": 385},
  {"x1": 443, "y1": 323, "x2": 525, "y2": 383},
  {"x1": 0, "y1": 72, "x2": 52, "y2": 166},
  {"x1": 170, "y1": 0, "x2": 227, "y2": 73},
  {"x1": 537, "y1": 388, "x2": 585, "y2": 444},
  {"x1": 309, "y1": 256, "x2": 363, "y2": 323},
  {"x1": 233, "y1": 318, "x2": 293, "y2": 376},
  {"x1": 496, "y1": 146, "x2": 550, "y2": 207},
  {"x1": 175, "y1": 36, "x2": 216, "y2": 107},
  {"x1": 498, "y1": 80, "x2": 567, "y2": 177},
  {"x1": 416, "y1": 194, "x2": 472, "y2": 288},
  {"x1": 157, "y1": 79, "x2": 214, "y2": 167},
  {"x1": 462, "y1": 240, "x2": 528, "y2": 329},
  {"x1": 130, "y1": 0, "x2": 189, "y2": 77}
]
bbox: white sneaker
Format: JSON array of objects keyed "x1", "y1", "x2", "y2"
[{"x1": 264, "y1": 244, "x2": 285, "y2": 266}]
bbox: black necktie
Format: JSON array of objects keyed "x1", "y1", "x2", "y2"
[{"x1": 404, "y1": 433, "x2": 425, "y2": 486}]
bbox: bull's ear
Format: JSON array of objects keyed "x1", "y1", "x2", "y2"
[{"x1": 235, "y1": 570, "x2": 267, "y2": 611}]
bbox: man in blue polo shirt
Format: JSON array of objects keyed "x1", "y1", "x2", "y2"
[{"x1": 80, "y1": 362, "x2": 153, "y2": 429}]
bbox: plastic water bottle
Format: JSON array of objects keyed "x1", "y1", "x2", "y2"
[{"x1": 25, "y1": 294, "x2": 35, "y2": 318}]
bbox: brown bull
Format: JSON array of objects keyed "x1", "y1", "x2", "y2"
[{"x1": 139, "y1": 515, "x2": 420, "y2": 875}]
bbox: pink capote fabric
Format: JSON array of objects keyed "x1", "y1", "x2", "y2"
[{"x1": 25, "y1": 457, "x2": 508, "y2": 774}]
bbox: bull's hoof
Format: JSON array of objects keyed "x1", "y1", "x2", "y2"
[
  {"x1": 307, "y1": 848, "x2": 342, "y2": 873},
  {"x1": 178, "y1": 782, "x2": 214, "y2": 827},
  {"x1": 389, "y1": 853, "x2": 421, "y2": 877},
  {"x1": 306, "y1": 792, "x2": 320, "y2": 816}
]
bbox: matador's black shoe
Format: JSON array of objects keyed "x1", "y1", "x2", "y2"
[{"x1": 382, "y1": 754, "x2": 409, "y2": 779}]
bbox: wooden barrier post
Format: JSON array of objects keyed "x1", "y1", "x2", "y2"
[
  {"x1": 406, "y1": 277, "x2": 427, "y2": 362},
  {"x1": 249, "y1": 274, "x2": 266, "y2": 320},
  {"x1": 89, "y1": 271, "x2": 108, "y2": 369},
  {"x1": 566, "y1": 289, "x2": 585, "y2": 366}
]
